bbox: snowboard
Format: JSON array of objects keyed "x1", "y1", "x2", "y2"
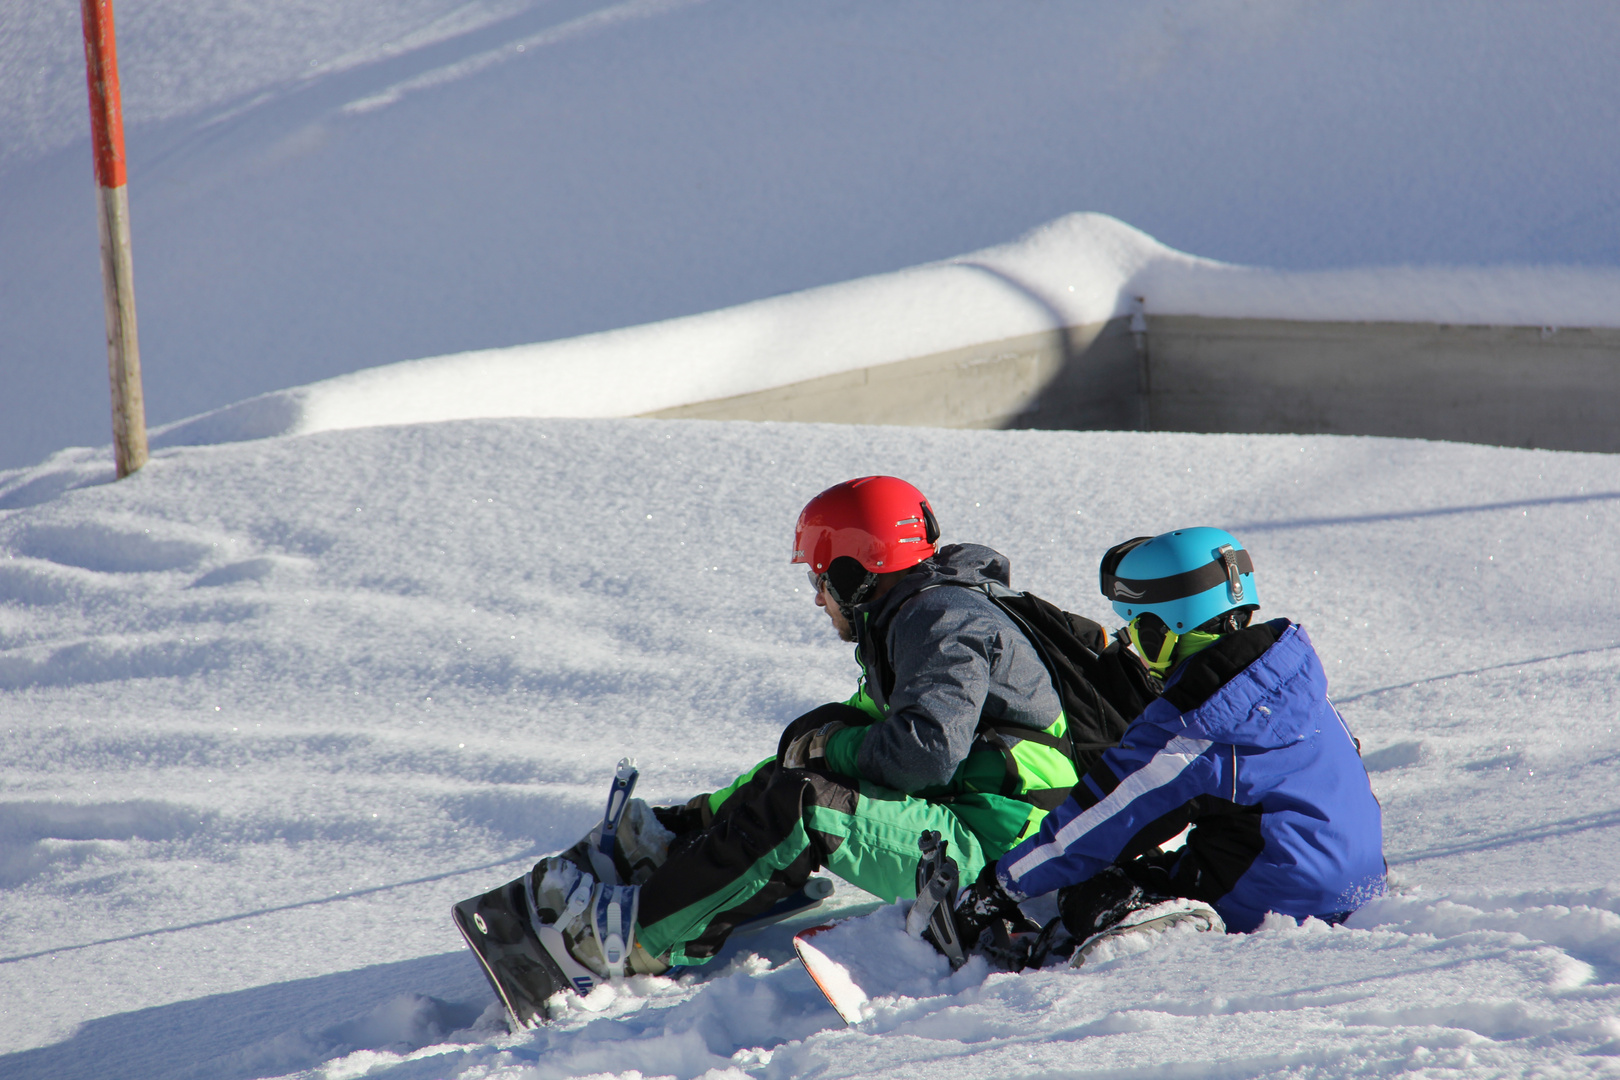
[
  {"x1": 793, "y1": 894, "x2": 1225, "y2": 1025},
  {"x1": 455, "y1": 873, "x2": 836, "y2": 1029},
  {"x1": 453, "y1": 873, "x2": 583, "y2": 1028},
  {"x1": 793, "y1": 829, "x2": 977, "y2": 1024},
  {"x1": 456, "y1": 757, "x2": 851, "y2": 1029},
  {"x1": 793, "y1": 904, "x2": 976, "y2": 1024}
]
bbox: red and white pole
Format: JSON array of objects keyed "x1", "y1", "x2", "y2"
[{"x1": 81, "y1": 0, "x2": 148, "y2": 478}]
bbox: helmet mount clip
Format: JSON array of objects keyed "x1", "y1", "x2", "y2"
[{"x1": 1218, "y1": 544, "x2": 1245, "y2": 604}]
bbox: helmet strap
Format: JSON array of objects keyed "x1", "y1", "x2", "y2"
[
  {"x1": 824, "y1": 557, "x2": 879, "y2": 612},
  {"x1": 835, "y1": 573, "x2": 877, "y2": 619},
  {"x1": 1201, "y1": 608, "x2": 1253, "y2": 635}
]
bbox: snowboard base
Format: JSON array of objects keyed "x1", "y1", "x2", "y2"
[
  {"x1": 456, "y1": 873, "x2": 838, "y2": 1029},
  {"x1": 792, "y1": 897, "x2": 1227, "y2": 1024},
  {"x1": 794, "y1": 922, "x2": 870, "y2": 1024},
  {"x1": 791, "y1": 903, "x2": 966, "y2": 1025},
  {"x1": 1072, "y1": 897, "x2": 1224, "y2": 967},
  {"x1": 452, "y1": 876, "x2": 579, "y2": 1029}
]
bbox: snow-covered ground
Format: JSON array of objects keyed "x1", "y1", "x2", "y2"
[
  {"x1": 4, "y1": 3, "x2": 1619, "y2": 1076},
  {"x1": 4, "y1": 1, "x2": 1620, "y2": 468},
  {"x1": 2, "y1": 413, "x2": 1618, "y2": 1079}
]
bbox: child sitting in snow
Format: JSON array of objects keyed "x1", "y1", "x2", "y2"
[{"x1": 952, "y1": 527, "x2": 1388, "y2": 965}]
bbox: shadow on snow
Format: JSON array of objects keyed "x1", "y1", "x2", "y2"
[{"x1": 0, "y1": 951, "x2": 491, "y2": 1080}]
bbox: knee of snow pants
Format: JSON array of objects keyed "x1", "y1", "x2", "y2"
[{"x1": 634, "y1": 761, "x2": 998, "y2": 966}]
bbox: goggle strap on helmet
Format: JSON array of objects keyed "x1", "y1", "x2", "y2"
[{"x1": 1102, "y1": 547, "x2": 1255, "y2": 606}]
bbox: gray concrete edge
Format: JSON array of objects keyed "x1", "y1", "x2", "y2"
[{"x1": 640, "y1": 316, "x2": 1620, "y2": 454}]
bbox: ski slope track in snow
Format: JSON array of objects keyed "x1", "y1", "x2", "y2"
[{"x1": 1, "y1": 415, "x2": 1618, "y2": 1079}]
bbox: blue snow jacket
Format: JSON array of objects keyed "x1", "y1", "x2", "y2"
[{"x1": 996, "y1": 619, "x2": 1386, "y2": 932}]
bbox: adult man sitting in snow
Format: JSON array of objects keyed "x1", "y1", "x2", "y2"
[
  {"x1": 949, "y1": 527, "x2": 1388, "y2": 966},
  {"x1": 455, "y1": 475, "x2": 1098, "y2": 1016}
]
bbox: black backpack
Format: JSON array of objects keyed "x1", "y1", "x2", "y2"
[
  {"x1": 967, "y1": 583, "x2": 1158, "y2": 781},
  {"x1": 860, "y1": 580, "x2": 1159, "y2": 808}
]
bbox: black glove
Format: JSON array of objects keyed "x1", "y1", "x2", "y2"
[
  {"x1": 952, "y1": 861, "x2": 1026, "y2": 947},
  {"x1": 781, "y1": 721, "x2": 847, "y2": 770},
  {"x1": 777, "y1": 702, "x2": 867, "y2": 767},
  {"x1": 652, "y1": 794, "x2": 710, "y2": 838}
]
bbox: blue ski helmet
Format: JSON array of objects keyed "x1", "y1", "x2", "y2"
[{"x1": 1099, "y1": 527, "x2": 1259, "y2": 631}]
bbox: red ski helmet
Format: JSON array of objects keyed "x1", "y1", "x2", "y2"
[{"x1": 791, "y1": 476, "x2": 940, "y2": 576}]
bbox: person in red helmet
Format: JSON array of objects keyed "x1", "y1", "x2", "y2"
[
  {"x1": 456, "y1": 476, "x2": 1084, "y2": 1015},
  {"x1": 651, "y1": 476, "x2": 1085, "y2": 952}
]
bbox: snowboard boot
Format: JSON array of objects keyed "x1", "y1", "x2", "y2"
[
  {"x1": 948, "y1": 861, "x2": 1043, "y2": 970},
  {"x1": 556, "y1": 797, "x2": 678, "y2": 887},
  {"x1": 526, "y1": 855, "x2": 670, "y2": 981},
  {"x1": 1055, "y1": 865, "x2": 1224, "y2": 968}
]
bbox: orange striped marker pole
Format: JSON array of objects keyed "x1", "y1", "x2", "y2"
[{"x1": 81, "y1": 0, "x2": 148, "y2": 478}]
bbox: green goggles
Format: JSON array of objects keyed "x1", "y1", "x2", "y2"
[
  {"x1": 1128, "y1": 614, "x2": 1222, "y2": 677},
  {"x1": 1127, "y1": 614, "x2": 1179, "y2": 675}
]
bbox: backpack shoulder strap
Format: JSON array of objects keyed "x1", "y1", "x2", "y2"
[{"x1": 961, "y1": 583, "x2": 1154, "y2": 774}]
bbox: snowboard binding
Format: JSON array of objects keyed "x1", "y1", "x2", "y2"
[
  {"x1": 910, "y1": 831, "x2": 1047, "y2": 971},
  {"x1": 455, "y1": 757, "x2": 837, "y2": 1029},
  {"x1": 907, "y1": 830, "x2": 967, "y2": 968}
]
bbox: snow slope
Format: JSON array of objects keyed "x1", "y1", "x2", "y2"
[
  {"x1": 2, "y1": 414, "x2": 1617, "y2": 1079},
  {"x1": 5, "y1": 0, "x2": 1620, "y2": 468}
]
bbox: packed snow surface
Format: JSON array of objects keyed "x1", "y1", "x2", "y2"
[
  {"x1": 4, "y1": 4, "x2": 1619, "y2": 1075},
  {"x1": 5, "y1": 0, "x2": 1620, "y2": 467},
  {"x1": 2, "y1": 414, "x2": 1618, "y2": 1079}
]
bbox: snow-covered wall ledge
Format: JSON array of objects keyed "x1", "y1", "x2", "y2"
[
  {"x1": 648, "y1": 314, "x2": 1620, "y2": 453},
  {"x1": 151, "y1": 214, "x2": 1620, "y2": 453}
]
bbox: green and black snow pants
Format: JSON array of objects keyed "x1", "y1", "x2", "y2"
[{"x1": 635, "y1": 758, "x2": 1040, "y2": 966}]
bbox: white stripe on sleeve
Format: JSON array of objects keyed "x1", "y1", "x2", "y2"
[{"x1": 1007, "y1": 735, "x2": 1214, "y2": 883}]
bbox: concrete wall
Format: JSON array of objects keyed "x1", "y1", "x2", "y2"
[
  {"x1": 643, "y1": 320, "x2": 1124, "y2": 429},
  {"x1": 1130, "y1": 317, "x2": 1620, "y2": 452},
  {"x1": 643, "y1": 316, "x2": 1620, "y2": 453}
]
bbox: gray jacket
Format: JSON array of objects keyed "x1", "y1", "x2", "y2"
[{"x1": 852, "y1": 543, "x2": 1064, "y2": 791}]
